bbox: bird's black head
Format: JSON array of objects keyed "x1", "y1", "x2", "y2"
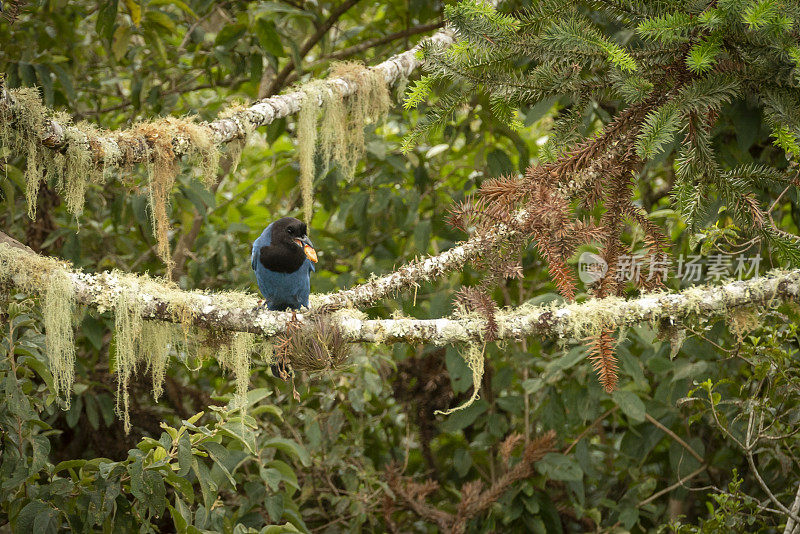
[
  {"x1": 260, "y1": 217, "x2": 317, "y2": 273},
  {"x1": 271, "y1": 217, "x2": 307, "y2": 247}
]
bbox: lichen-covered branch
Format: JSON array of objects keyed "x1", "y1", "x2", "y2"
[
  {"x1": 0, "y1": 29, "x2": 455, "y2": 167},
  {"x1": 3, "y1": 237, "x2": 800, "y2": 346},
  {"x1": 314, "y1": 210, "x2": 527, "y2": 310}
]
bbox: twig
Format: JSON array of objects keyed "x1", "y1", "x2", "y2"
[
  {"x1": 745, "y1": 409, "x2": 800, "y2": 525},
  {"x1": 637, "y1": 465, "x2": 709, "y2": 507},
  {"x1": 563, "y1": 406, "x2": 618, "y2": 455},
  {"x1": 263, "y1": 0, "x2": 363, "y2": 97},
  {"x1": 326, "y1": 21, "x2": 444, "y2": 61},
  {"x1": 644, "y1": 413, "x2": 705, "y2": 464}
]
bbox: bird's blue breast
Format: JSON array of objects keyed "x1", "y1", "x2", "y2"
[
  {"x1": 254, "y1": 262, "x2": 314, "y2": 310},
  {"x1": 251, "y1": 223, "x2": 315, "y2": 311}
]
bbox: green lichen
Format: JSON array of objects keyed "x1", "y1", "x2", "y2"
[
  {"x1": 1, "y1": 88, "x2": 49, "y2": 219},
  {"x1": 436, "y1": 343, "x2": 485, "y2": 415},
  {"x1": 114, "y1": 285, "x2": 144, "y2": 433},
  {"x1": 62, "y1": 126, "x2": 94, "y2": 218},
  {"x1": 43, "y1": 270, "x2": 76, "y2": 406},
  {"x1": 218, "y1": 332, "x2": 254, "y2": 411},
  {"x1": 296, "y1": 63, "x2": 391, "y2": 224},
  {"x1": 141, "y1": 320, "x2": 175, "y2": 402}
]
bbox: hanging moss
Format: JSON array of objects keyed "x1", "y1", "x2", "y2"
[
  {"x1": 62, "y1": 126, "x2": 93, "y2": 218},
  {"x1": 114, "y1": 285, "x2": 144, "y2": 433},
  {"x1": 0, "y1": 88, "x2": 50, "y2": 219},
  {"x1": 728, "y1": 307, "x2": 761, "y2": 342},
  {"x1": 296, "y1": 63, "x2": 392, "y2": 224},
  {"x1": 43, "y1": 270, "x2": 76, "y2": 406},
  {"x1": 140, "y1": 320, "x2": 175, "y2": 402},
  {"x1": 1, "y1": 87, "x2": 223, "y2": 274},
  {"x1": 118, "y1": 117, "x2": 222, "y2": 275},
  {"x1": 298, "y1": 82, "x2": 324, "y2": 225},
  {"x1": 435, "y1": 343, "x2": 485, "y2": 415},
  {"x1": 218, "y1": 332, "x2": 254, "y2": 411},
  {"x1": 327, "y1": 62, "x2": 391, "y2": 180}
]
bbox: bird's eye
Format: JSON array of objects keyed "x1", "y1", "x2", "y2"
[{"x1": 287, "y1": 227, "x2": 293, "y2": 234}]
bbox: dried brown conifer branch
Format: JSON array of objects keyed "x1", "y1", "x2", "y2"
[{"x1": 386, "y1": 431, "x2": 556, "y2": 533}]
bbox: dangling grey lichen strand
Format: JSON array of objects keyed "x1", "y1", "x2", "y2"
[
  {"x1": 114, "y1": 287, "x2": 144, "y2": 433},
  {"x1": 43, "y1": 270, "x2": 76, "y2": 406},
  {"x1": 435, "y1": 343, "x2": 485, "y2": 415}
]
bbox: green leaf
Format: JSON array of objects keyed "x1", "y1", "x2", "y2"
[
  {"x1": 167, "y1": 503, "x2": 188, "y2": 533},
  {"x1": 219, "y1": 420, "x2": 257, "y2": 454},
  {"x1": 202, "y1": 441, "x2": 236, "y2": 487},
  {"x1": 16, "y1": 500, "x2": 59, "y2": 534},
  {"x1": 33, "y1": 65, "x2": 54, "y2": 106},
  {"x1": 192, "y1": 457, "x2": 218, "y2": 510},
  {"x1": 445, "y1": 346, "x2": 473, "y2": 393},
  {"x1": 96, "y1": 0, "x2": 119, "y2": 43},
  {"x1": 255, "y1": 19, "x2": 284, "y2": 57},
  {"x1": 612, "y1": 390, "x2": 646, "y2": 423},
  {"x1": 486, "y1": 149, "x2": 514, "y2": 176},
  {"x1": 177, "y1": 433, "x2": 192, "y2": 476},
  {"x1": 263, "y1": 437, "x2": 311, "y2": 467},
  {"x1": 538, "y1": 452, "x2": 583, "y2": 481},
  {"x1": 266, "y1": 459, "x2": 300, "y2": 493},
  {"x1": 148, "y1": 0, "x2": 197, "y2": 18},
  {"x1": 122, "y1": 0, "x2": 141, "y2": 26},
  {"x1": 215, "y1": 23, "x2": 247, "y2": 49},
  {"x1": 454, "y1": 448, "x2": 472, "y2": 477},
  {"x1": 165, "y1": 470, "x2": 195, "y2": 504},
  {"x1": 438, "y1": 400, "x2": 489, "y2": 432},
  {"x1": 112, "y1": 24, "x2": 132, "y2": 61},
  {"x1": 496, "y1": 395, "x2": 524, "y2": 415},
  {"x1": 49, "y1": 63, "x2": 76, "y2": 103},
  {"x1": 264, "y1": 494, "x2": 285, "y2": 523}
]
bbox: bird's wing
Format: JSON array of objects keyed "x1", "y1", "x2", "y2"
[{"x1": 251, "y1": 222, "x2": 274, "y2": 272}]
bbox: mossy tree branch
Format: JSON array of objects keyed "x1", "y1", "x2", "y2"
[
  {"x1": 3, "y1": 235, "x2": 800, "y2": 346},
  {"x1": 0, "y1": 26, "x2": 457, "y2": 169}
]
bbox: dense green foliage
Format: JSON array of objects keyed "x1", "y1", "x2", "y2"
[{"x1": 1, "y1": 0, "x2": 800, "y2": 533}]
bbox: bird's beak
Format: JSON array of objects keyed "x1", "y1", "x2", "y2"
[{"x1": 294, "y1": 236, "x2": 318, "y2": 263}]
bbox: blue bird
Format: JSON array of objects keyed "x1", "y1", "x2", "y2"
[{"x1": 252, "y1": 217, "x2": 317, "y2": 378}]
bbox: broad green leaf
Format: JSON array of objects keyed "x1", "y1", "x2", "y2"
[
  {"x1": 612, "y1": 390, "x2": 646, "y2": 423},
  {"x1": 262, "y1": 437, "x2": 311, "y2": 467},
  {"x1": 538, "y1": 452, "x2": 583, "y2": 481}
]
